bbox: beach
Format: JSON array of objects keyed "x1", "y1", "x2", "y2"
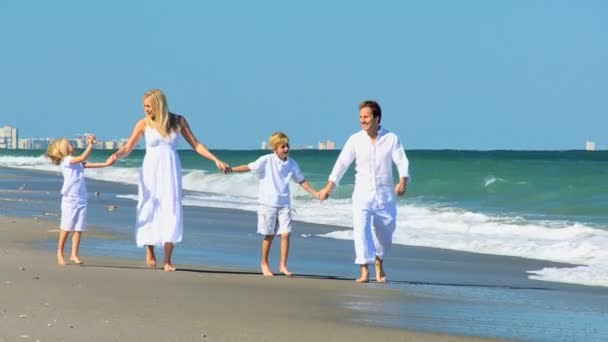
[
  {"x1": 1, "y1": 166, "x2": 608, "y2": 341},
  {"x1": 1, "y1": 217, "x2": 500, "y2": 342}
]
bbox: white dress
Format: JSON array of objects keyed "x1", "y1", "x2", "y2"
[{"x1": 135, "y1": 126, "x2": 183, "y2": 247}]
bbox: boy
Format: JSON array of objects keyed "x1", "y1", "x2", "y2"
[{"x1": 230, "y1": 132, "x2": 320, "y2": 276}]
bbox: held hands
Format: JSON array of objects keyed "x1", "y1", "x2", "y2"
[
  {"x1": 318, "y1": 186, "x2": 331, "y2": 201},
  {"x1": 105, "y1": 155, "x2": 117, "y2": 166},
  {"x1": 215, "y1": 160, "x2": 231, "y2": 174}
]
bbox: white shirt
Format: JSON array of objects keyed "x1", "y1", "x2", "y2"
[
  {"x1": 249, "y1": 153, "x2": 305, "y2": 207},
  {"x1": 60, "y1": 156, "x2": 87, "y2": 198},
  {"x1": 329, "y1": 127, "x2": 409, "y2": 203}
]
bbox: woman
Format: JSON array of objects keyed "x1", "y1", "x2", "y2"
[{"x1": 110, "y1": 89, "x2": 229, "y2": 271}]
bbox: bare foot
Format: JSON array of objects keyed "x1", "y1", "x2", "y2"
[
  {"x1": 146, "y1": 249, "x2": 156, "y2": 268},
  {"x1": 146, "y1": 258, "x2": 157, "y2": 268},
  {"x1": 57, "y1": 254, "x2": 67, "y2": 266},
  {"x1": 355, "y1": 275, "x2": 369, "y2": 283},
  {"x1": 279, "y1": 266, "x2": 293, "y2": 277},
  {"x1": 261, "y1": 264, "x2": 274, "y2": 276},
  {"x1": 355, "y1": 266, "x2": 370, "y2": 283},
  {"x1": 164, "y1": 264, "x2": 176, "y2": 272},
  {"x1": 375, "y1": 259, "x2": 387, "y2": 283},
  {"x1": 70, "y1": 256, "x2": 84, "y2": 265}
]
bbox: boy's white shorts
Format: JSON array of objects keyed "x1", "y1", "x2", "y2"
[
  {"x1": 60, "y1": 196, "x2": 87, "y2": 232},
  {"x1": 257, "y1": 205, "x2": 292, "y2": 236}
]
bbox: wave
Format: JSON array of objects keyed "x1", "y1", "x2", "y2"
[
  {"x1": 483, "y1": 176, "x2": 506, "y2": 187},
  {"x1": 3, "y1": 155, "x2": 608, "y2": 287}
]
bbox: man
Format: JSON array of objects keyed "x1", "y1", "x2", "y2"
[{"x1": 320, "y1": 100, "x2": 409, "y2": 283}]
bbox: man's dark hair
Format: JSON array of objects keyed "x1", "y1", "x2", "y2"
[{"x1": 359, "y1": 100, "x2": 382, "y2": 123}]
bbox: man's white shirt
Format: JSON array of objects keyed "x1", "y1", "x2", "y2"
[{"x1": 328, "y1": 127, "x2": 409, "y2": 203}]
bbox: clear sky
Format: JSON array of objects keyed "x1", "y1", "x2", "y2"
[{"x1": 1, "y1": 1, "x2": 606, "y2": 150}]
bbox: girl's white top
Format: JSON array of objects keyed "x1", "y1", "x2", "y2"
[
  {"x1": 248, "y1": 153, "x2": 305, "y2": 207},
  {"x1": 60, "y1": 156, "x2": 86, "y2": 197},
  {"x1": 328, "y1": 127, "x2": 409, "y2": 203}
]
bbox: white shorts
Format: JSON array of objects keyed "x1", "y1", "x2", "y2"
[
  {"x1": 257, "y1": 205, "x2": 292, "y2": 236},
  {"x1": 60, "y1": 196, "x2": 87, "y2": 232}
]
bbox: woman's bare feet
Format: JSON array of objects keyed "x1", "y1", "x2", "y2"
[
  {"x1": 355, "y1": 265, "x2": 370, "y2": 283},
  {"x1": 146, "y1": 247, "x2": 156, "y2": 268},
  {"x1": 375, "y1": 258, "x2": 387, "y2": 283},
  {"x1": 70, "y1": 256, "x2": 84, "y2": 265},
  {"x1": 261, "y1": 263, "x2": 274, "y2": 276},
  {"x1": 279, "y1": 265, "x2": 293, "y2": 277},
  {"x1": 164, "y1": 264, "x2": 176, "y2": 272},
  {"x1": 57, "y1": 253, "x2": 67, "y2": 265}
]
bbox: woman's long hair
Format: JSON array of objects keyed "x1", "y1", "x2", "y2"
[{"x1": 144, "y1": 89, "x2": 180, "y2": 137}]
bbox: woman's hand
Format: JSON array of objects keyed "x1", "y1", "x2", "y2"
[{"x1": 215, "y1": 160, "x2": 231, "y2": 174}]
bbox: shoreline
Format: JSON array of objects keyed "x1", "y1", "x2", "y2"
[{"x1": 0, "y1": 215, "x2": 498, "y2": 341}]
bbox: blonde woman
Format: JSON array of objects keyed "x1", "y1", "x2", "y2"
[
  {"x1": 46, "y1": 134, "x2": 114, "y2": 265},
  {"x1": 109, "y1": 89, "x2": 230, "y2": 271}
]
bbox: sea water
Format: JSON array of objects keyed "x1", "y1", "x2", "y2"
[{"x1": 1, "y1": 149, "x2": 607, "y2": 287}]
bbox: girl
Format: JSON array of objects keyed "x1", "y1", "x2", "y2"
[{"x1": 46, "y1": 134, "x2": 114, "y2": 265}]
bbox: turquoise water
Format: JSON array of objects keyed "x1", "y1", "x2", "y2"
[
  {"x1": 3, "y1": 148, "x2": 608, "y2": 224},
  {"x1": 149, "y1": 149, "x2": 608, "y2": 225}
]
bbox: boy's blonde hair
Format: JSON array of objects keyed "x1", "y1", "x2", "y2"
[
  {"x1": 269, "y1": 132, "x2": 289, "y2": 151},
  {"x1": 143, "y1": 89, "x2": 180, "y2": 137},
  {"x1": 46, "y1": 138, "x2": 70, "y2": 165}
]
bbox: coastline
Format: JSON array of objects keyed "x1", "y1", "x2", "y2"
[{"x1": 2, "y1": 166, "x2": 608, "y2": 341}]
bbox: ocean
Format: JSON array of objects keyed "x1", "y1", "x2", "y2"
[{"x1": 1, "y1": 149, "x2": 607, "y2": 288}]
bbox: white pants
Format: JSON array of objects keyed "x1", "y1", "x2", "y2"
[
  {"x1": 60, "y1": 195, "x2": 87, "y2": 231},
  {"x1": 352, "y1": 199, "x2": 396, "y2": 265}
]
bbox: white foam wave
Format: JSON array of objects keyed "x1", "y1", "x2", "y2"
[
  {"x1": 4, "y1": 155, "x2": 608, "y2": 287},
  {"x1": 320, "y1": 205, "x2": 608, "y2": 287},
  {"x1": 484, "y1": 176, "x2": 505, "y2": 187}
]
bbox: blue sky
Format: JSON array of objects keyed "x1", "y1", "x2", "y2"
[{"x1": 1, "y1": 1, "x2": 606, "y2": 150}]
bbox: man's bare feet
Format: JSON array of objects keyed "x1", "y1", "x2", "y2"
[
  {"x1": 261, "y1": 263, "x2": 274, "y2": 276},
  {"x1": 70, "y1": 256, "x2": 84, "y2": 265},
  {"x1": 57, "y1": 254, "x2": 67, "y2": 265},
  {"x1": 355, "y1": 265, "x2": 370, "y2": 283},
  {"x1": 279, "y1": 266, "x2": 293, "y2": 277},
  {"x1": 375, "y1": 258, "x2": 387, "y2": 283},
  {"x1": 164, "y1": 264, "x2": 176, "y2": 272}
]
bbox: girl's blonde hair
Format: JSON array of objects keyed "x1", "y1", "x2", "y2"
[
  {"x1": 269, "y1": 132, "x2": 289, "y2": 150},
  {"x1": 143, "y1": 89, "x2": 180, "y2": 137},
  {"x1": 46, "y1": 138, "x2": 70, "y2": 165}
]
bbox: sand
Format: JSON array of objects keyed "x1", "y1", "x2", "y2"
[{"x1": 0, "y1": 215, "x2": 501, "y2": 341}]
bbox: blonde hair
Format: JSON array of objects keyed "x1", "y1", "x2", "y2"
[
  {"x1": 143, "y1": 89, "x2": 180, "y2": 137},
  {"x1": 46, "y1": 138, "x2": 71, "y2": 165},
  {"x1": 269, "y1": 132, "x2": 289, "y2": 150}
]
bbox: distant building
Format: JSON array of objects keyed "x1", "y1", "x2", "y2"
[
  {"x1": 586, "y1": 141, "x2": 596, "y2": 151},
  {"x1": 318, "y1": 139, "x2": 336, "y2": 150},
  {"x1": 0, "y1": 125, "x2": 18, "y2": 149},
  {"x1": 21, "y1": 137, "x2": 52, "y2": 150},
  {"x1": 104, "y1": 141, "x2": 118, "y2": 149}
]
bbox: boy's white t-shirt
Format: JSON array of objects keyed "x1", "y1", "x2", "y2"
[
  {"x1": 60, "y1": 156, "x2": 87, "y2": 198},
  {"x1": 248, "y1": 153, "x2": 305, "y2": 208}
]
